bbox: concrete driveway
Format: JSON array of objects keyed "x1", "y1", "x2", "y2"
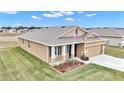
[{"x1": 90, "y1": 54, "x2": 124, "y2": 72}]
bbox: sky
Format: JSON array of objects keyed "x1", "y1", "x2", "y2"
[{"x1": 0, "y1": 11, "x2": 124, "y2": 28}]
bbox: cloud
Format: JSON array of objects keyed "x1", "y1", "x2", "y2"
[
  {"x1": 43, "y1": 25, "x2": 52, "y2": 27},
  {"x1": 60, "y1": 11, "x2": 74, "y2": 15},
  {"x1": 0, "y1": 11, "x2": 18, "y2": 14},
  {"x1": 14, "y1": 23, "x2": 22, "y2": 27},
  {"x1": 31, "y1": 15, "x2": 42, "y2": 20},
  {"x1": 42, "y1": 11, "x2": 74, "y2": 18},
  {"x1": 77, "y1": 11, "x2": 84, "y2": 14},
  {"x1": 42, "y1": 12, "x2": 63, "y2": 18},
  {"x1": 85, "y1": 13, "x2": 96, "y2": 17},
  {"x1": 65, "y1": 18, "x2": 74, "y2": 21}
]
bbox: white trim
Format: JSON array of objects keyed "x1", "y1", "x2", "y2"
[
  {"x1": 62, "y1": 45, "x2": 66, "y2": 56},
  {"x1": 77, "y1": 26, "x2": 88, "y2": 33},
  {"x1": 51, "y1": 46, "x2": 55, "y2": 58},
  {"x1": 87, "y1": 43, "x2": 105, "y2": 47},
  {"x1": 83, "y1": 43, "x2": 86, "y2": 52},
  {"x1": 84, "y1": 39, "x2": 108, "y2": 44},
  {"x1": 71, "y1": 44, "x2": 75, "y2": 58},
  {"x1": 101, "y1": 35, "x2": 124, "y2": 38},
  {"x1": 51, "y1": 46, "x2": 55, "y2": 63},
  {"x1": 46, "y1": 46, "x2": 49, "y2": 63},
  {"x1": 102, "y1": 44, "x2": 105, "y2": 54},
  {"x1": 18, "y1": 37, "x2": 50, "y2": 46},
  {"x1": 53, "y1": 39, "x2": 107, "y2": 46},
  {"x1": 84, "y1": 32, "x2": 101, "y2": 41},
  {"x1": 62, "y1": 45, "x2": 66, "y2": 60},
  {"x1": 83, "y1": 43, "x2": 88, "y2": 56}
]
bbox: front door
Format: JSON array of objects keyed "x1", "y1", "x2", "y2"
[
  {"x1": 69, "y1": 45, "x2": 71, "y2": 58},
  {"x1": 75, "y1": 44, "x2": 77, "y2": 57},
  {"x1": 68, "y1": 44, "x2": 77, "y2": 58}
]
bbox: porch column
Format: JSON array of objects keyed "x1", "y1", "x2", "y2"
[
  {"x1": 51, "y1": 46, "x2": 55, "y2": 62},
  {"x1": 62, "y1": 45, "x2": 66, "y2": 60},
  {"x1": 102, "y1": 44, "x2": 105, "y2": 54},
  {"x1": 83, "y1": 43, "x2": 88, "y2": 56},
  {"x1": 71, "y1": 44, "x2": 75, "y2": 58},
  {"x1": 83, "y1": 43, "x2": 86, "y2": 55}
]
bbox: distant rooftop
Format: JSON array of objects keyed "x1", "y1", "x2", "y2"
[{"x1": 89, "y1": 28, "x2": 124, "y2": 37}]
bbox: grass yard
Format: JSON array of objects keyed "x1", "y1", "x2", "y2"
[
  {"x1": 105, "y1": 45, "x2": 124, "y2": 58},
  {"x1": 0, "y1": 47, "x2": 124, "y2": 80},
  {"x1": 0, "y1": 42, "x2": 17, "y2": 48}
]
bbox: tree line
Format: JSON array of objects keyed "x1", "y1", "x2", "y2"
[{"x1": 1, "y1": 26, "x2": 43, "y2": 30}]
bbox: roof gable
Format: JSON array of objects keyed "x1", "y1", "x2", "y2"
[
  {"x1": 83, "y1": 32, "x2": 101, "y2": 41},
  {"x1": 62, "y1": 27, "x2": 86, "y2": 37},
  {"x1": 54, "y1": 26, "x2": 87, "y2": 40}
]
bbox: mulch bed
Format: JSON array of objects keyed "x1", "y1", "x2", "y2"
[{"x1": 54, "y1": 61, "x2": 84, "y2": 73}]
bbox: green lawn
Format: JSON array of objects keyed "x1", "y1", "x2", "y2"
[
  {"x1": 105, "y1": 45, "x2": 124, "y2": 58},
  {"x1": 0, "y1": 47, "x2": 124, "y2": 80}
]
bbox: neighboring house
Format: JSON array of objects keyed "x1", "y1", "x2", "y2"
[
  {"x1": 18, "y1": 26, "x2": 106, "y2": 64},
  {"x1": 0, "y1": 29, "x2": 8, "y2": 33},
  {"x1": 0, "y1": 29, "x2": 2, "y2": 33},
  {"x1": 8, "y1": 29, "x2": 17, "y2": 33},
  {"x1": 120, "y1": 40, "x2": 124, "y2": 48},
  {"x1": 16, "y1": 29, "x2": 25, "y2": 33},
  {"x1": 89, "y1": 28, "x2": 124, "y2": 47}
]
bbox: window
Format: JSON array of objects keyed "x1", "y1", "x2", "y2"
[
  {"x1": 22, "y1": 39, "x2": 24, "y2": 44},
  {"x1": 55, "y1": 46, "x2": 62, "y2": 56},
  {"x1": 58, "y1": 46, "x2": 62, "y2": 55},
  {"x1": 55, "y1": 47, "x2": 57, "y2": 55},
  {"x1": 67, "y1": 45, "x2": 70, "y2": 53},
  {"x1": 28, "y1": 41, "x2": 30, "y2": 48},
  {"x1": 75, "y1": 29, "x2": 78, "y2": 35},
  {"x1": 49, "y1": 47, "x2": 51, "y2": 57}
]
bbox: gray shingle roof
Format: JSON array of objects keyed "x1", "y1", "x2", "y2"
[
  {"x1": 18, "y1": 26, "x2": 105, "y2": 46},
  {"x1": 89, "y1": 28, "x2": 124, "y2": 37}
]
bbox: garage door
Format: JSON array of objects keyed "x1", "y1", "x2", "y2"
[{"x1": 88, "y1": 45, "x2": 102, "y2": 57}]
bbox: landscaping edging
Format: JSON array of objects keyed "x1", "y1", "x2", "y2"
[{"x1": 51, "y1": 62, "x2": 91, "y2": 74}]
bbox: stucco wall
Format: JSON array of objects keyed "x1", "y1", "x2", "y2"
[{"x1": 18, "y1": 38, "x2": 48, "y2": 62}]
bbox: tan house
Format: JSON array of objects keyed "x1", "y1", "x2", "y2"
[{"x1": 18, "y1": 26, "x2": 106, "y2": 64}]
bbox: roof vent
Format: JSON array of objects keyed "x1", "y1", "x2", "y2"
[{"x1": 61, "y1": 26, "x2": 66, "y2": 28}]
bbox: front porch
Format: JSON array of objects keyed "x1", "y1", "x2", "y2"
[
  {"x1": 48, "y1": 43, "x2": 85, "y2": 65},
  {"x1": 48, "y1": 41, "x2": 105, "y2": 67}
]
